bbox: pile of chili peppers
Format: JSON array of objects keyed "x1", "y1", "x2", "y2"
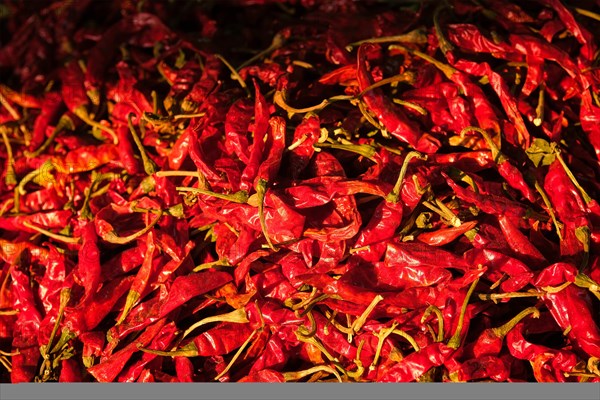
[{"x1": 1, "y1": 0, "x2": 600, "y2": 383}]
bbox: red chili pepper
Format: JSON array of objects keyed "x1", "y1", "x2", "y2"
[
  {"x1": 452, "y1": 60, "x2": 530, "y2": 147},
  {"x1": 542, "y1": 285, "x2": 600, "y2": 359},
  {"x1": 473, "y1": 307, "x2": 540, "y2": 358},
  {"x1": 159, "y1": 271, "x2": 233, "y2": 317},
  {"x1": 444, "y1": 173, "x2": 528, "y2": 219},
  {"x1": 117, "y1": 321, "x2": 178, "y2": 382},
  {"x1": 28, "y1": 93, "x2": 64, "y2": 152},
  {"x1": 10, "y1": 269, "x2": 42, "y2": 382},
  {"x1": 540, "y1": 0, "x2": 596, "y2": 61},
  {"x1": 506, "y1": 319, "x2": 579, "y2": 382},
  {"x1": 357, "y1": 43, "x2": 421, "y2": 147},
  {"x1": 87, "y1": 318, "x2": 168, "y2": 382},
  {"x1": 60, "y1": 61, "x2": 117, "y2": 144},
  {"x1": 239, "y1": 81, "x2": 270, "y2": 192},
  {"x1": 497, "y1": 215, "x2": 545, "y2": 266},
  {"x1": 3, "y1": 0, "x2": 600, "y2": 383},
  {"x1": 64, "y1": 275, "x2": 134, "y2": 334},
  {"x1": 446, "y1": 24, "x2": 514, "y2": 56},
  {"x1": 417, "y1": 220, "x2": 478, "y2": 246}
]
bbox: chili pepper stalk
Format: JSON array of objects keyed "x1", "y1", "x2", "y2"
[{"x1": 448, "y1": 278, "x2": 480, "y2": 349}]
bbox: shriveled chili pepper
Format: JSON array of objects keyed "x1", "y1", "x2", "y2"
[
  {"x1": 60, "y1": 61, "x2": 117, "y2": 144},
  {"x1": 460, "y1": 126, "x2": 537, "y2": 203},
  {"x1": 2, "y1": 0, "x2": 600, "y2": 384}
]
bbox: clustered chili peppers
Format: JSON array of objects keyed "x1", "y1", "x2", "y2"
[{"x1": 0, "y1": 0, "x2": 599, "y2": 383}]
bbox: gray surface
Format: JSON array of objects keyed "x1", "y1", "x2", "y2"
[{"x1": 1, "y1": 382, "x2": 599, "y2": 400}]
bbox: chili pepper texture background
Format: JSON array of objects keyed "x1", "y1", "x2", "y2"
[{"x1": 0, "y1": 0, "x2": 600, "y2": 382}]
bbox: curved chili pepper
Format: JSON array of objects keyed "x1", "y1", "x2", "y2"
[
  {"x1": 497, "y1": 215, "x2": 545, "y2": 266},
  {"x1": 417, "y1": 220, "x2": 478, "y2": 246},
  {"x1": 542, "y1": 285, "x2": 600, "y2": 358},
  {"x1": 60, "y1": 61, "x2": 117, "y2": 143},
  {"x1": 473, "y1": 307, "x2": 539, "y2": 358},
  {"x1": 357, "y1": 43, "x2": 420, "y2": 147}
]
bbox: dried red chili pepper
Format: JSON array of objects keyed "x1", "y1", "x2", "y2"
[
  {"x1": 2, "y1": 0, "x2": 600, "y2": 383},
  {"x1": 356, "y1": 43, "x2": 421, "y2": 147}
]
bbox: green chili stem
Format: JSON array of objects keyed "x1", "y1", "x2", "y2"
[
  {"x1": 478, "y1": 291, "x2": 543, "y2": 302},
  {"x1": 25, "y1": 115, "x2": 75, "y2": 158},
  {"x1": 349, "y1": 245, "x2": 371, "y2": 254},
  {"x1": 294, "y1": 293, "x2": 327, "y2": 316},
  {"x1": 422, "y1": 305, "x2": 445, "y2": 342},
  {"x1": 193, "y1": 258, "x2": 231, "y2": 272},
  {"x1": 237, "y1": 32, "x2": 286, "y2": 71},
  {"x1": 460, "y1": 126, "x2": 504, "y2": 163},
  {"x1": 435, "y1": 198, "x2": 462, "y2": 227},
  {"x1": 574, "y1": 273, "x2": 600, "y2": 301},
  {"x1": 345, "y1": 314, "x2": 354, "y2": 343},
  {"x1": 351, "y1": 294, "x2": 384, "y2": 334},
  {"x1": 294, "y1": 331, "x2": 339, "y2": 363},
  {"x1": 323, "y1": 310, "x2": 354, "y2": 335},
  {"x1": 287, "y1": 134, "x2": 308, "y2": 151},
  {"x1": 392, "y1": 98, "x2": 427, "y2": 115},
  {"x1": 177, "y1": 187, "x2": 249, "y2": 203},
  {"x1": 127, "y1": 113, "x2": 157, "y2": 175},
  {"x1": 575, "y1": 7, "x2": 600, "y2": 22},
  {"x1": 137, "y1": 342, "x2": 198, "y2": 358},
  {"x1": 274, "y1": 90, "x2": 352, "y2": 115},
  {"x1": 172, "y1": 112, "x2": 206, "y2": 120},
  {"x1": 391, "y1": 328, "x2": 421, "y2": 352},
  {"x1": 0, "y1": 90, "x2": 20, "y2": 120},
  {"x1": 492, "y1": 307, "x2": 539, "y2": 338},
  {"x1": 256, "y1": 179, "x2": 277, "y2": 251},
  {"x1": 156, "y1": 170, "x2": 204, "y2": 179},
  {"x1": 448, "y1": 278, "x2": 479, "y2": 349},
  {"x1": 116, "y1": 290, "x2": 141, "y2": 326},
  {"x1": 80, "y1": 172, "x2": 120, "y2": 220},
  {"x1": 313, "y1": 141, "x2": 377, "y2": 161},
  {"x1": 542, "y1": 281, "x2": 572, "y2": 293},
  {"x1": 0, "y1": 349, "x2": 18, "y2": 357},
  {"x1": 357, "y1": 72, "x2": 416, "y2": 98},
  {"x1": 563, "y1": 372, "x2": 598, "y2": 379},
  {"x1": 422, "y1": 200, "x2": 461, "y2": 227},
  {"x1": 433, "y1": 4, "x2": 454, "y2": 54},
  {"x1": 534, "y1": 180, "x2": 564, "y2": 241},
  {"x1": 22, "y1": 221, "x2": 81, "y2": 244},
  {"x1": 323, "y1": 310, "x2": 336, "y2": 335},
  {"x1": 42, "y1": 288, "x2": 71, "y2": 358},
  {"x1": 214, "y1": 328, "x2": 258, "y2": 380},
  {"x1": 74, "y1": 106, "x2": 118, "y2": 144},
  {"x1": 387, "y1": 151, "x2": 427, "y2": 203},
  {"x1": 16, "y1": 159, "x2": 54, "y2": 195},
  {"x1": 370, "y1": 321, "x2": 399, "y2": 371},
  {"x1": 389, "y1": 44, "x2": 456, "y2": 80},
  {"x1": 358, "y1": 101, "x2": 390, "y2": 132},
  {"x1": 215, "y1": 54, "x2": 250, "y2": 98},
  {"x1": 0, "y1": 356, "x2": 12, "y2": 373},
  {"x1": 345, "y1": 339, "x2": 366, "y2": 381},
  {"x1": 534, "y1": 87, "x2": 545, "y2": 126},
  {"x1": 282, "y1": 365, "x2": 343, "y2": 383},
  {"x1": 346, "y1": 28, "x2": 428, "y2": 49},
  {"x1": 291, "y1": 60, "x2": 314, "y2": 69},
  {"x1": 102, "y1": 210, "x2": 163, "y2": 245},
  {"x1": 151, "y1": 90, "x2": 159, "y2": 114},
  {"x1": 553, "y1": 146, "x2": 593, "y2": 204},
  {"x1": 297, "y1": 310, "x2": 318, "y2": 339}
]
